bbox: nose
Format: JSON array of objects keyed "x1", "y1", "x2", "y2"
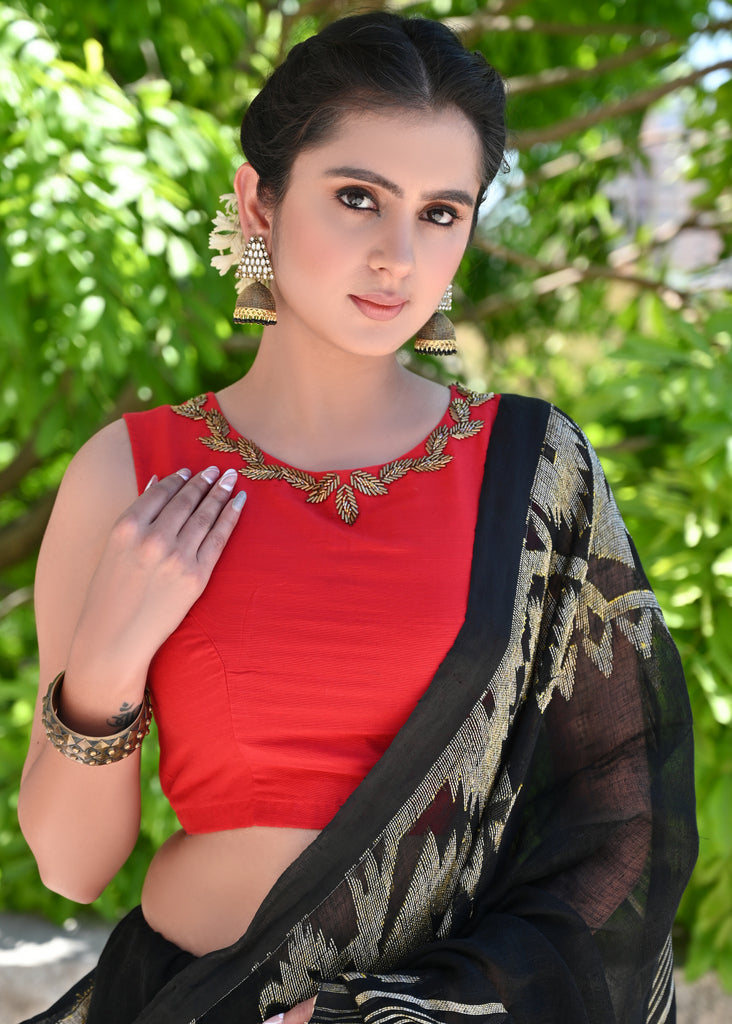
[{"x1": 368, "y1": 218, "x2": 415, "y2": 278}]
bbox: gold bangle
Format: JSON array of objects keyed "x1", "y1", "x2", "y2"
[{"x1": 41, "y1": 672, "x2": 152, "y2": 766}]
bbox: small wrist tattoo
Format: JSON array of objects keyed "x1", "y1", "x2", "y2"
[{"x1": 107, "y1": 701, "x2": 143, "y2": 731}]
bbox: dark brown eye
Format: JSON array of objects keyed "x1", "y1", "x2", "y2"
[
  {"x1": 425, "y1": 206, "x2": 458, "y2": 226},
  {"x1": 337, "y1": 188, "x2": 377, "y2": 211}
]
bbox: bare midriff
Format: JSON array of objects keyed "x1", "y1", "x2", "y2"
[{"x1": 140, "y1": 826, "x2": 321, "y2": 956}]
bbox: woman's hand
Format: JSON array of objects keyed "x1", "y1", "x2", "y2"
[
  {"x1": 263, "y1": 996, "x2": 317, "y2": 1024},
  {"x1": 63, "y1": 465, "x2": 246, "y2": 725}
]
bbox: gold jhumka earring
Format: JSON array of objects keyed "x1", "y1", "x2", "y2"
[
  {"x1": 413, "y1": 284, "x2": 456, "y2": 355},
  {"x1": 233, "y1": 235, "x2": 277, "y2": 326}
]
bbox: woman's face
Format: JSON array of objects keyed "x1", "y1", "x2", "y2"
[{"x1": 266, "y1": 105, "x2": 482, "y2": 358}]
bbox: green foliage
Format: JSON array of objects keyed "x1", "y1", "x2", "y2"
[
  {"x1": 0, "y1": 6, "x2": 242, "y2": 449},
  {"x1": 580, "y1": 305, "x2": 732, "y2": 985},
  {"x1": 0, "y1": 0, "x2": 730, "y2": 988}
]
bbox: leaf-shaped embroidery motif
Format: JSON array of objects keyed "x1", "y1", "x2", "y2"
[
  {"x1": 173, "y1": 395, "x2": 207, "y2": 419},
  {"x1": 307, "y1": 472, "x2": 340, "y2": 504},
  {"x1": 241, "y1": 464, "x2": 280, "y2": 480},
  {"x1": 205, "y1": 409, "x2": 230, "y2": 438},
  {"x1": 237, "y1": 437, "x2": 264, "y2": 465},
  {"x1": 425, "y1": 426, "x2": 449, "y2": 456},
  {"x1": 350, "y1": 470, "x2": 389, "y2": 496},
  {"x1": 454, "y1": 383, "x2": 493, "y2": 406},
  {"x1": 379, "y1": 459, "x2": 415, "y2": 484},
  {"x1": 280, "y1": 466, "x2": 319, "y2": 491},
  {"x1": 449, "y1": 397, "x2": 470, "y2": 423},
  {"x1": 335, "y1": 484, "x2": 359, "y2": 525},
  {"x1": 449, "y1": 419, "x2": 484, "y2": 440},
  {"x1": 200, "y1": 436, "x2": 237, "y2": 454},
  {"x1": 414, "y1": 452, "x2": 453, "y2": 473},
  {"x1": 171, "y1": 385, "x2": 493, "y2": 525}
]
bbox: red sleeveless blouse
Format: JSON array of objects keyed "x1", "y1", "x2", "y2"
[{"x1": 123, "y1": 385, "x2": 499, "y2": 832}]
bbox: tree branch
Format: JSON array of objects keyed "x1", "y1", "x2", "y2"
[
  {"x1": 0, "y1": 490, "x2": 58, "y2": 572},
  {"x1": 609, "y1": 211, "x2": 731, "y2": 268},
  {"x1": 696, "y1": 18, "x2": 732, "y2": 35},
  {"x1": 448, "y1": 11, "x2": 732, "y2": 47},
  {"x1": 518, "y1": 138, "x2": 625, "y2": 188},
  {"x1": 469, "y1": 238, "x2": 688, "y2": 317},
  {"x1": 448, "y1": 15, "x2": 672, "y2": 47},
  {"x1": 0, "y1": 585, "x2": 34, "y2": 620},
  {"x1": 0, "y1": 437, "x2": 40, "y2": 500},
  {"x1": 512, "y1": 60, "x2": 732, "y2": 149},
  {"x1": 0, "y1": 382, "x2": 144, "y2": 572},
  {"x1": 474, "y1": 0, "x2": 531, "y2": 14},
  {"x1": 507, "y1": 37, "x2": 678, "y2": 95}
]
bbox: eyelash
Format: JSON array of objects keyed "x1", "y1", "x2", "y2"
[{"x1": 335, "y1": 187, "x2": 461, "y2": 227}]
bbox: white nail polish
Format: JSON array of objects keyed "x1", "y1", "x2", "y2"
[
  {"x1": 219, "y1": 468, "x2": 237, "y2": 492},
  {"x1": 201, "y1": 466, "x2": 220, "y2": 485},
  {"x1": 144, "y1": 475, "x2": 157, "y2": 491},
  {"x1": 262, "y1": 1014, "x2": 284, "y2": 1024},
  {"x1": 176, "y1": 468, "x2": 192, "y2": 481},
  {"x1": 232, "y1": 491, "x2": 247, "y2": 511}
]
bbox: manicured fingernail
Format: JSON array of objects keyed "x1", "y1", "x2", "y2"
[
  {"x1": 232, "y1": 490, "x2": 247, "y2": 511},
  {"x1": 144, "y1": 474, "x2": 158, "y2": 491},
  {"x1": 176, "y1": 468, "x2": 192, "y2": 481},
  {"x1": 263, "y1": 1015, "x2": 284, "y2": 1024},
  {"x1": 201, "y1": 466, "x2": 220, "y2": 485},
  {"x1": 219, "y1": 468, "x2": 237, "y2": 492}
]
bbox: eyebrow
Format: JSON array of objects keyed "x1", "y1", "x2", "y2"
[{"x1": 324, "y1": 166, "x2": 476, "y2": 208}]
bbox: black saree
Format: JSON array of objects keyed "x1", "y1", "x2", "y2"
[{"x1": 24, "y1": 395, "x2": 697, "y2": 1024}]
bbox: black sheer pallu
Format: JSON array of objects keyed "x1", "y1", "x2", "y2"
[{"x1": 24, "y1": 396, "x2": 697, "y2": 1024}]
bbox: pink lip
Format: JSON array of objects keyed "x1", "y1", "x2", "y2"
[{"x1": 350, "y1": 294, "x2": 407, "y2": 321}]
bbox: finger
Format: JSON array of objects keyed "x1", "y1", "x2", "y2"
[
  {"x1": 172, "y1": 467, "x2": 242, "y2": 548},
  {"x1": 130, "y1": 468, "x2": 191, "y2": 523},
  {"x1": 195, "y1": 489, "x2": 247, "y2": 569},
  {"x1": 151, "y1": 466, "x2": 227, "y2": 536}
]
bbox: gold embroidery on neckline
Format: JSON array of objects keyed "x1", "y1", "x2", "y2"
[{"x1": 171, "y1": 383, "x2": 495, "y2": 525}]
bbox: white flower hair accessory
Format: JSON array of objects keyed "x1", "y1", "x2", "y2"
[
  {"x1": 209, "y1": 193, "x2": 246, "y2": 288},
  {"x1": 210, "y1": 191, "x2": 278, "y2": 326}
]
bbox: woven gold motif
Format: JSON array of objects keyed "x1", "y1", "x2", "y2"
[{"x1": 172, "y1": 382, "x2": 494, "y2": 525}]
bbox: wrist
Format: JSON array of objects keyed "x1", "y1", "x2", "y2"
[
  {"x1": 58, "y1": 660, "x2": 149, "y2": 737},
  {"x1": 42, "y1": 672, "x2": 152, "y2": 765}
]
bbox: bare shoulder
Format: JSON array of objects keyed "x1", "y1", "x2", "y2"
[
  {"x1": 41, "y1": 416, "x2": 138, "y2": 572},
  {"x1": 35, "y1": 418, "x2": 138, "y2": 665},
  {"x1": 59, "y1": 418, "x2": 138, "y2": 509}
]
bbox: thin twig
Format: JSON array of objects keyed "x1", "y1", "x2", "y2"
[{"x1": 0, "y1": 585, "x2": 34, "y2": 620}]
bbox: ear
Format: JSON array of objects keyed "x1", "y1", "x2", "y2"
[{"x1": 233, "y1": 162, "x2": 273, "y2": 242}]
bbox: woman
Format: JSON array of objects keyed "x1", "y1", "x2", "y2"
[{"x1": 18, "y1": 11, "x2": 696, "y2": 1024}]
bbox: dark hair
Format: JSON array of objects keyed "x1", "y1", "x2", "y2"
[{"x1": 240, "y1": 11, "x2": 507, "y2": 224}]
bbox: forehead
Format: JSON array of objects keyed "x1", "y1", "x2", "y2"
[{"x1": 293, "y1": 106, "x2": 483, "y2": 193}]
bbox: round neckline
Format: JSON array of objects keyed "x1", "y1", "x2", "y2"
[{"x1": 205, "y1": 383, "x2": 461, "y2": 477}]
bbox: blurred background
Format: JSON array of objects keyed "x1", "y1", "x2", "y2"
[{"x1": 0, "y1": 0, "x2": 730, "y2": 1008}]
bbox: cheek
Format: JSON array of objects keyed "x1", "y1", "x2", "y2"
[{"x1": 275, "y1": 206, "x2": 351, "y2": 280}]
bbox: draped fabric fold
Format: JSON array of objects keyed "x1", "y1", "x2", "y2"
[{"x1": 23, "y1": 395, "x2": 697, "y2": 1024}]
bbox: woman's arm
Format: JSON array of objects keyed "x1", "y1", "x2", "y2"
[{"x1": 18, "y1": 418, "x2": 245, "y2": 902}]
